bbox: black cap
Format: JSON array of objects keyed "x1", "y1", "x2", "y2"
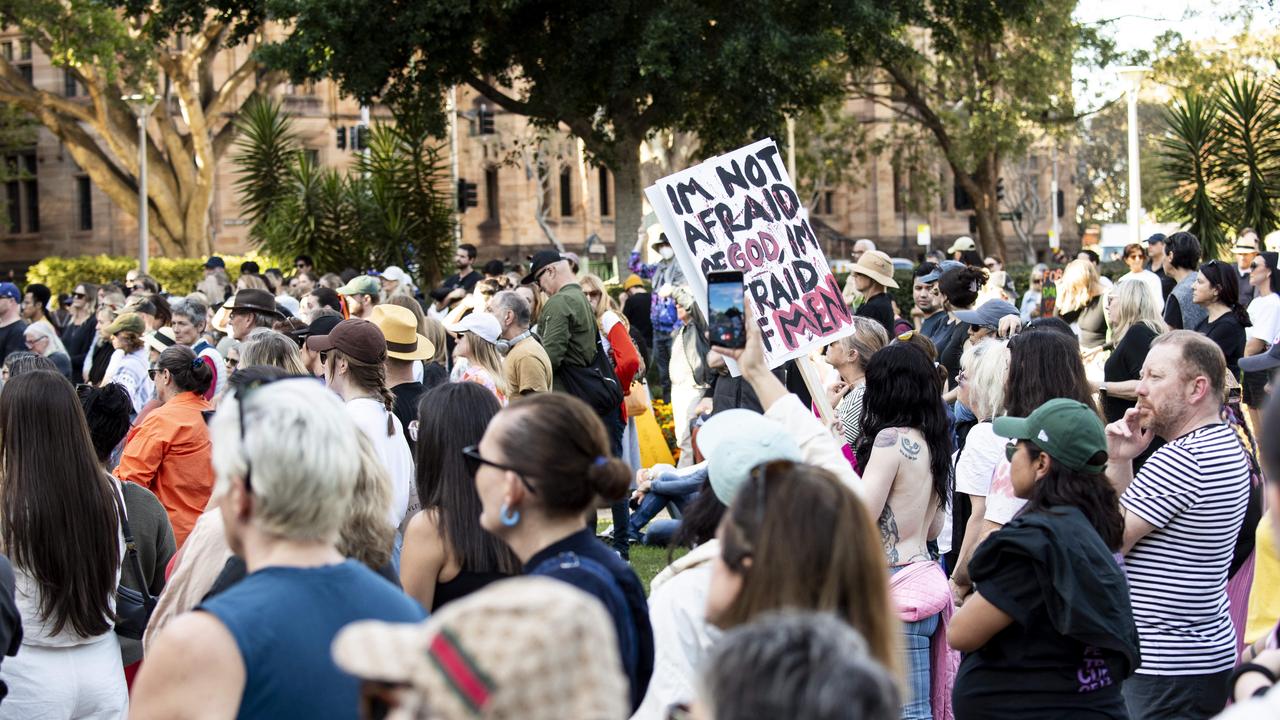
[
  {"x1": 299, "y1": 313, "x2": 342, "y2": 340},
  {"x1": 521, "y1": 250, "x2": 564, "y2": 285}
]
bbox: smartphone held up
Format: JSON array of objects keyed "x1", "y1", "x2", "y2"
[{"x1": 706, "y1": 271, "x2": 747, "y2": 349}]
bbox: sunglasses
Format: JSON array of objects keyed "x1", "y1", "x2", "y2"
[
  {"x1": 73, "y1": 292, "x2": 86, "y2": 299},
  {"x1": 319, "y1": 350, "x2": 329, "y2": 365},
  {"x1": 226, "y1": 357, "x2": 239, "y2": 369},
  {"x1": 148, "y1": 367, "x2": 163, "y2": 381},
  {"x1": 461, "y1": 445, "x2": 538, "y2": 495},
  {"x1": 1005, "y1": 441, "x2": 1019, "y2": 462},
  {"x1": 586, "y1": 291, "x2": 602, "y2": 300}
]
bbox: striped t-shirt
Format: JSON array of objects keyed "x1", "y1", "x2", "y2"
[{"x1": 1120, "y1": 422, "x2": 1250, "y2": 676}]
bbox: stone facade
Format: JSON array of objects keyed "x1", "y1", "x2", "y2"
[{"x1": 0, "y1": 40, "x2": 1078, "y2": 274}]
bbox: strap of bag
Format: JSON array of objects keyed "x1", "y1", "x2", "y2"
[{"x1": 109, "y1": 480, "x2": 153, "y2": 605}]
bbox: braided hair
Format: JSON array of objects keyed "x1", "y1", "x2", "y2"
[{"x1": 335, "y1": 349, "x2": 396, "y2": 436}]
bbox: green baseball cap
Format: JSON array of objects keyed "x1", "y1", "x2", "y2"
[
  {"x1": 992, "y1": 398, "x2": 1107, "y2": 474},
  {"x1": 336, "y1": 275, "x2": 380, "y2": 297}
]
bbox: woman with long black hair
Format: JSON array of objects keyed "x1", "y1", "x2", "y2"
[
  {"x1": 950, "y1": 399, "x2": 1139, "y2": 719},
  {"x1": 400, "y1": 382, "x2": 519, "y2": 610},
  {"x1": 0, "y1": 370, "x2": 125, "y2": 718},
  {"x1": 1193, "y1": 259, "x2": 1252, "y2": 381},
  {"x1": 855, "y1": 342, "x2": 955, "y2": 720}
]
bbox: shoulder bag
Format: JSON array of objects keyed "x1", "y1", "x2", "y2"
[{"x1": 110, "y1": 485, "x2": 156, "y2": 640}]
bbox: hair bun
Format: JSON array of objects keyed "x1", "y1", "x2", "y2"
[{"x1": 586, "y1": 456, "x2": 630, "y2": 503}]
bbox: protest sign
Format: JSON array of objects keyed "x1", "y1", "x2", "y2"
[{"x1": 644, "y1": 138, "x2": 856, "y2": 370}]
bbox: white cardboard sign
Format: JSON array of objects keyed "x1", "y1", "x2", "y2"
[{"x1": 644, "y1": 138, "x2": 856, "y2": 369}]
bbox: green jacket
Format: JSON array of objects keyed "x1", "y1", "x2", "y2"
[{"x1": 539, "y1": 283, "x2": 599, "y2": 392}]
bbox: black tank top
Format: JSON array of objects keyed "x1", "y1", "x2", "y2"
[{"x1": 431, "y1": 569, "x2": 508, "y2": 611}]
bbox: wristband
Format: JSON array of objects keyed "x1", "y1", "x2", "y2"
[{"x1": 1229, "y1": 662, "x2": 1278, "y2": 695}]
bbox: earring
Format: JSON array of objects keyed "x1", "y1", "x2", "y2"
[{"x1": 499, "y1": 502, "x2": 521, "y2": 527}]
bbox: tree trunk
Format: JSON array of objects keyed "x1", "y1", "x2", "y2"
[
  {"x1": 969, "y1": 155, "x2": 1008, "y2": 262},
  {"x1": 612, "y1": 139, "x2": 644, "y2": 272}
]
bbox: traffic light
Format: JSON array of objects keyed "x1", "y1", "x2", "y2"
[
  {"x1": 1056, "y1": 189, "x2": 1065, "y2": 217},
  {"x1": 335, "y1": 126, "x2": 347, "y2": 150},
  {"x1": 457, "y1": 179, "x2": 478, "y2": 212},
  {"x1": 996, "y1": 178, "x2": 1005, "y2": 202},
  {"x1": 354, "y1": 125, "x2": 370, "y2": 151},
  {"x1": 478, "y1": 107, "x2": 495, "y2": 135}
]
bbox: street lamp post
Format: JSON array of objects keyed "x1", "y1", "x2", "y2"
[
  {"x1": 1117, "y1": 66, "x2": 1149, "y2": 247},
  {"x1": 123, "y1": 94, "x2": 158, "y2": 274}
]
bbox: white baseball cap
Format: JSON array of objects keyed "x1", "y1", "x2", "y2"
[
  {"x1": 446, "y1": 312, "x2": 502, "y2": 345},
  {"x1": 381, "y1": 265, "x2": 411, "y2": 284}
]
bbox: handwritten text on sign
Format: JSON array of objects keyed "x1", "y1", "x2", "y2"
[{"x1": 646, "y1": 138, "x2": 855, "y2": 367}]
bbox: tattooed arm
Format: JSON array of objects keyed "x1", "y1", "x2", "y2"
[{"x1": 859, "y1": 427, "x2": 902, "y2": 519}]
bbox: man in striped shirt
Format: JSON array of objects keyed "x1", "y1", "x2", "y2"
[{"x1": 1105, "y1": 330, "x2": 1251, "y2": 719}]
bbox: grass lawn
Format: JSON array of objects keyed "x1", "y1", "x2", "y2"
[{"x1": 596, "y1": 516, "x2": 685, "y2": 594}]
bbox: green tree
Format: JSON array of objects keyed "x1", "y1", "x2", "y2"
[
  {"x1": 0, "y1": 0, "x2": 282, "y2": 256},
  {"x1": 1158, "y1": 90, "x2": 1230, "y2": 256},
  {"x1": 146, "y1": 0, "x2": 861, "y2": 268},
  {"x1": 233, "y1": 98, "x2": 455, "y2": 282},
  {"x1": 841, "y1": 0, "x2": 1103, "y2": 260}
]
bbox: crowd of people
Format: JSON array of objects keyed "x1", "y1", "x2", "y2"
[{"x1": 0, "y1": 227, "x2": 1271, "y2": 720}]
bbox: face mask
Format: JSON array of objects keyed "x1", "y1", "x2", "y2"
[{"x1": 659, "y1": 246, "x2": 675, "y2": 260}]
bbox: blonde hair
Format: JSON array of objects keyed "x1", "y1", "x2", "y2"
[
  {"x1": 339, "y1": 430, "x2": 395, "y2": 571},
  {"x1": 1057, "y1": 259, "x2": 1105, "y2": 314},
  {"x1": 579, "y1": 274, "x2": 625, "y2": 326},
  {"x1": 836, "y1": 316, "x2": 889, "y2": 371},
  {"x1": 237, "y1": 274, "x2": 269, "y2": 291},
  {"x1": 1109, "y1": 277, "x2": 1169, "y2": 341},
  {"x1": 961, "y1": 338, "x2": 1009, "y2": 420},
  {"x1": 238, "y1": 331, "x2": 309, "y2": 375},
  {"x1": 422, "y1": 317, "x2": 448, "y2": 367},
  {"x1": 460, "y1": 331, "x2": 508, "y2": 398}
]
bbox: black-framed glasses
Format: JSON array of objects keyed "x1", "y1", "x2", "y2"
[
  {"x1": 73, "y1": 292, "x2": 86, "y2": 299},
  {"x1": 319, "y1": 350, "x2": 329, "y2": 365},
  {"x1": 148, "y1": 366, "x2": 162, "y2": 381},
  {"x1": 461, "y1": 445, "x2": 537, "y2": 494}
]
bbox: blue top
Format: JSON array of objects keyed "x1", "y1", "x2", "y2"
[
  {"x1": 199, "y1": 560, "x2": 425, "y2": 720},
  {"x1": 526, "y1": 528, "x2": 654, "y2": 712}
]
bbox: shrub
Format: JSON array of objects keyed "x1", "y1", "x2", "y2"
[{"x1": 26, "y1": 254, "x2": 288, "y2": 297}]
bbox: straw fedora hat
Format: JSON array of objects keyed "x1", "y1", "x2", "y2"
[
  {"x1": 370, "y1": 305, "x2": 435, "y2": 361},
  {"x1": 850, "y1": 250, "x2": 899, "y2": 288}
]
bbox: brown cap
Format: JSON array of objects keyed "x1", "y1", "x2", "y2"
[{"x1": 304, "y1": 318, "x2": 386, "y2": 364}]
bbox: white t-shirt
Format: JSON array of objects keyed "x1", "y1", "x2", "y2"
[
  {"x1": 954, "y1": 422, "x2": 1003, "y2": 497},
  {"x1": 1117, "y1": 271, "x2": 1165, "y2": 312},
  {"x1": 983, "y1": 460, "x2": 1026, "y2": 525},
  {"x1": 1246, "y1": 292, "x2": 1280, "y2": 345},
  {"x1": 347, "y1": 397, "x2": 414, "y2": 528},
  {"x1": 1121, "y1": 423, "x2": 1250, "y2": 676}
]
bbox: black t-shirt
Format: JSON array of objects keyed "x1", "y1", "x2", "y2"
[
  {"x1": 0, "y1": 321, "x2": 27, "y2": 367},
  {"x1": 421, "y1": 362, "x2": 448, "y2": 391},
  {"x1": 1103, "y1": 324, "x2": 1157, "y2": 423},
  {"x1": 391, "y1": 382, "x2": 426, "y2": 450},
  {"x1": 953, "y1": 507, "x2": 1139, "y2": 720},
  {"x1": 622, "y1": 291, "x2": 653, "y2": 349},
  {"x1": 1204, "y1": 312, "x2": 1246, "y2": 378},
  {"x1": 1153, "y1": 267, "x2": 1176, "y2": 300},
  {"x1": 939, "y1": 318, "x2": 970, "y2": 386},
  {"x1": 856, "y1": 292, "x2": 895, "y2": 339},
  {"x1": 442, "y1": 270, "x2": 482, "y2": 293}
]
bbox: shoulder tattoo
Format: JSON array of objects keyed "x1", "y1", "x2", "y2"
[
  {"x1": 874, "y1": 427, "x2": 899, "y2": 448},
  {"x1": 899, "y1": 436, "x2": 922, "y2": 461}
]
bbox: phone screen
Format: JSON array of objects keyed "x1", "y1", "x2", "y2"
[{"x1": 707, "y1": 271, "x2": 747, "y2": 349}]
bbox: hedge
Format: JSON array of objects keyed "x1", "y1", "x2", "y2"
[{"x1": 26, "y1": 254, "x2": 289, "y2": 297}]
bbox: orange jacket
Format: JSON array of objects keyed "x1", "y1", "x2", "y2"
[{"x1": 115, "y1": 391, "x2": 215, "y2": 548}]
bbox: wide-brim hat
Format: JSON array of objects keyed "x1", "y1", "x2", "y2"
[
  {"x1": 371, "y1": 305, "x2": 435, "y2": 361},
  {"x1": 331, "y1": 577, "x2": 628, "y2": 720},
  {"x1": 225, "y1": 288, "x2": 283, "y2": 317},
  {"x1": 850, "y1": 250, "x2": 899, "y2": 288},
  {"x1": 1233, "y1": 235, "x2": 1260, "y2": 254},
  {"x1": 144, "y1": 326, "x2": 178, "y2": 354}
]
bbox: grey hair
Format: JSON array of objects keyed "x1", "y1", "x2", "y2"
[
  {"x1": 835, "y1": 316, "x2": 889, "y2": 371},
  {"x1": 23, "y1": 322, "x2": 67, "y2": 357},
  {"x1": 699, "y1": 611, "x2": 900, "y2": 720},
  {"x1": 211, "y1": 379, "x2": 360, "y2": 541},
  {"x1": 170, "y1": 296, "x2": 209, "y2": 329},
  {"x1": 491, "y1": 290, "x2": 531, "y2": 328}
]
